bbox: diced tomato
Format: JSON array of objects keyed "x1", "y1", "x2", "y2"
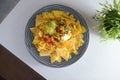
[
  {"x1": 44, "y1": 36, "x2": 56, "y2": 47},
  {"x1": 50, "y1": 42, "x2": 56, "y2": 47},
  {"x1": 44, "y1": 38, "x2": 51, "y2": 43}
]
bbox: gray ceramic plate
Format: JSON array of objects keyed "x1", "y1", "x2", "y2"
[{"x1": 25, "y1": 4, "x2": 89, "y2": 68}]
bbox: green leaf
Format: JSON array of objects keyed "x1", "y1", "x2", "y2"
[{"x1": 93, "y1": 0, "x2": 120, "y2": 41}]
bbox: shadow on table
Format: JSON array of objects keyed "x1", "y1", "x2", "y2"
[{"x1": 0, "y1": 0, "x2": 20, "y2": 23}]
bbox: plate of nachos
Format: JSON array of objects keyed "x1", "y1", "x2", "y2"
[{"x1": 25, "y1": 4, "x2": 89, "y2": 67}]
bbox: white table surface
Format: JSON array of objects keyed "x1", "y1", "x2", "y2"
[{"x1": 0, "y1": 0, "x2": 120, "y2": 80}]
